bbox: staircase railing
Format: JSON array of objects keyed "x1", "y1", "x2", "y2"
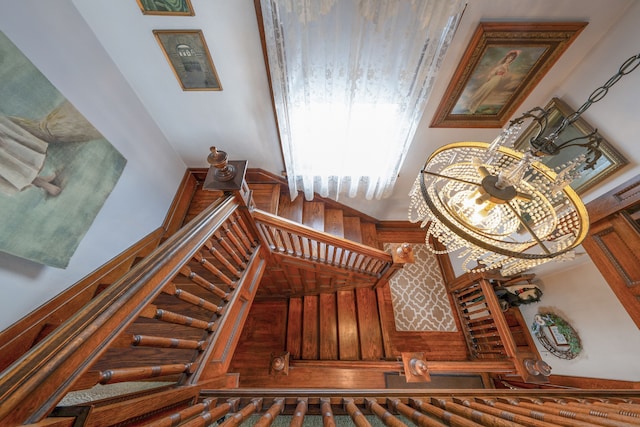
[
  {"x1": 252, "y1": 209, "x2": 405, "y2": 290},
  {"x1": 130, "y1": 389, "x2": 640, "y2": 426},
  {"x1": 449, "y1": 272, "x2": 547, "y2": 384},
  {"x1": 0, "y1": 192, "x2": 266, "y2": 426}
]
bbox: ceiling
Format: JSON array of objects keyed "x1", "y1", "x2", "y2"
[{"x1": 70, "y1": 0, "x2": 637, "y2": 223}]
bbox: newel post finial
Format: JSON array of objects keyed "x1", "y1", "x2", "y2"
[{"x1": 203, "y1": 146, "x2": 248, "y2": 194}]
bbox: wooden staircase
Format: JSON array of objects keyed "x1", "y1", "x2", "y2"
[
  {"x1": 286, "y1": 288, "x2": 385, "y2": 361},
  {"x1": 244, "y1": 170, "x2": 388, "y2": 361}
]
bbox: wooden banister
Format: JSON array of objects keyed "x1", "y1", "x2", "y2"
[
  {"x1": 0, "y1": 194, "x2": 263, "y2": 425},
  {"x1": 252, "y1": 208, "x2": 408, "y2": 291},
  {"x1": 449, "y1": 272, "x2": 548, "y2": 384}
]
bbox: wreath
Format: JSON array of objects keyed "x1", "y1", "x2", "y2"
[{"x1": 532, "y1": 313, "x2": 582, "y2": 359}]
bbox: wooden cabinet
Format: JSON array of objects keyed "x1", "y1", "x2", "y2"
[{"x1": 582, "y1": 175, "x2": 640, "y2": 328}]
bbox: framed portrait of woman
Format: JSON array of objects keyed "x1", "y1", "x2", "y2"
[{"x1": 431, "y1": 22, "x2": 587, "y2": 128}]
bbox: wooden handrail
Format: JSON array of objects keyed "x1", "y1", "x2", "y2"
[
  {"x1": 449, "y1": 272, "x2": 548, "y2": 384},
  {"x1": 0, "y1": 195, "x2": 244, "y2": 425},
  {"x1": 252, "y1": 208, "x2": 404, "y2": 289}
]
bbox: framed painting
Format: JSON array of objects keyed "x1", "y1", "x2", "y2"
[
  {"x1": 136, "y1": 0, "x2": 194, "y2": 16},
  {"x1": 431, "y1": 22, "x2": 587, "y2": 128},
  {"x1": 0, "y1": 31, "x2": 126, "y2": 268},
  {"x1": 153, "y1": 30, "x2": 222, "y2": 91},
  {"x1": 514, "y1": 97, "x2": 628, "y2": 194}
]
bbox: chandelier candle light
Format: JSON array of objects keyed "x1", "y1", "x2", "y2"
[{"x1": 409, "y1": 53, "x2": 640, "y2": 275}]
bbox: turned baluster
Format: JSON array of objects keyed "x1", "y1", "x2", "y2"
[
  {"x1": 320, "y1": 398, "x2": 337, "y2": 427},
  {"x1": 218, "y1": 398, "x2": 262, "y2": 427},
  {"x1": 231, "y1": 211, "x2": 258, "y2": 248},
  {"x1": 213, "y1": 230, "x2": 246, "y2": 269},
  {"x1": 138, "y1": 304, "x2": 216, "y2": 332},
  {"x1": 96, "y1": 363, "x2": 193, "y2": 385},
  {"x1": 389, "y1": 398, "x2": 446, "y2": 427},
  {"x1": 204, "y1": 239, "x2": 241, "y2": 278},
  {"x1": 114, "y1": 334, "x2": 205, "y2": 350},
  {"x1": 461, "y1": 398, "x2": 551, "y2": 427},
  {"x1": 163, "y1": 283, "x2": 222, "y2": 315},
  {"x1": 229, "y1": 212, "x2": 254, "y2": 252},
  {"x1": 409, "y1": 398, "x2": 480, "y2": 427},
  {"x1": 365, "y1": 398, "x2": 406, "y2": 427},
  {"x1": 431, "y1": 398, "x2": 518, "y2": 427},
  {"x1": 181, "y1": 263, "x2": 231, "y2": 299},
  {"x1": 179, "y1": 398, "x2": 240, "y2": 427},
  {"x1": 221, "y1": 222, "x2": 249, "y2": 261},
  {"x1": 290, "y1": 399, "x2": 308, "y2": 427},
  {"x1": 343, "y1": 398, "x2": 371, "y2": 427},
  {"x1": 146, "y1": 398, "x2": 216, "y2": 427},
  {"x1": 253, "y1": 398, "x2": 285, "y2": 427}
]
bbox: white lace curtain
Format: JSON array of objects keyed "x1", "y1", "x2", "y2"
[{"x1": 261, "y1": 0, "x2": 466, "y2": 201}]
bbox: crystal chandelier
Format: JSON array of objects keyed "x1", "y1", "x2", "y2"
[{"x1": 409, "y1": 53, "x2": 639, "y2": 276}]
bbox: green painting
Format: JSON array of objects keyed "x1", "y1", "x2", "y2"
[
  {"x1": 0, "y1": 31, "x2": 127, "y2": 268},
  {"x1": 136, "y1": 0, "x2": 194, "y2": 16}
]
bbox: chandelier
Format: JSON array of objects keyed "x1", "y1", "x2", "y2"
[{"x1": 409, "y1": 53, "x2": 639, "y2": 276}]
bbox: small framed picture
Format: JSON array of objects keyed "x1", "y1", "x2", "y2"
[
  {"x1": 431, "y1": 22, "x2": 587, "y2": 128},
  {"x1": 137, "y1": 0, "x2": 195, "y2": 16},
  {"x1": 548, "y1": 325, "x2": 569, "y2": 346},
  {"x1": 514, "y1": 97, "x2": 628, "y2": 194},
  {"x1": 153, "y1": 30, "x2": 222, "y2": 91}
]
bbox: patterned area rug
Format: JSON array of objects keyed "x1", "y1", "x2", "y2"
[{"x1": 386, "y1": 243, "x2": 457, "y2": 332}]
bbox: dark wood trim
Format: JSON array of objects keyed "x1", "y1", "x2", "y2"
[
  {"x1": 586, "y1": 174, "x2": 640, "y2": 223},
  {"x1": 548, "y1": 374, "x2": 640, "y2": 389}
]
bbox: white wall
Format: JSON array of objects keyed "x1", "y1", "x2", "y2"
[
  {"x1": 520, "y1": 257, "x2": 640, "y2": 381},
  {"x1": 0, "y1": 2, "x2": 186, "y2": 331}
]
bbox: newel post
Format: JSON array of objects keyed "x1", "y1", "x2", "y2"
[
  {"x1": 373, "y1": 242, "x2": 414, "y2": 288},
  {"x1": 203, "y1": 146, "x2": 251, "y2": 206}
]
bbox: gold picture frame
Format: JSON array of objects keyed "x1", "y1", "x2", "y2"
[
  {"x1": 431, "y1": 22, "x2": 587, "y2": 128},
  {"x1": 153, "y1": 30, "x2": 222, "y2": 91},
  {"x1": 514, "y1": 97, "x2": 628, "y2": 194},
  {"x1": 136, "y1": 0, "x2": 195, "y2": 16}
]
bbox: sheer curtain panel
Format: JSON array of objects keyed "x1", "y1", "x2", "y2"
[{"x1": 261, "y1": 0, "x2": 466, "y2": 201}]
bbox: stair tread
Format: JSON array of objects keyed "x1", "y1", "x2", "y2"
[
  {"x1": 250, "y1": 183, "x2": 280, "y2": 214},
  {"x1": 324, "y1": 209, "x2": 344, "y2": 238},
  {"x1": 343, "y1": 216, "x2": 362, "y2": 243}
]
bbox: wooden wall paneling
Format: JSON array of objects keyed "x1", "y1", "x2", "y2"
[
  {"x1": 286, "y1": 298, "x2": 303, "y2": 360},
  {"x1": 319, "y1": 293, "x2": 338, "y2": 360},
  {"x1": 583, "y1": 214, "x2": 640, "y2": 328},
  {"x1": 355, "y1": 288, "x2": 384, "y2": 360},
  {"x1": 302, "y1": 296, "x2": 319, "y2": 359},
  {"x1": 337, "y1": 290, "x2": 359, "y2": 360}
]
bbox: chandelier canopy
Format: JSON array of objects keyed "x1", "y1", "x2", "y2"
[{"x1": 410, "y1": 53, "x2": 640, "y2": 275}]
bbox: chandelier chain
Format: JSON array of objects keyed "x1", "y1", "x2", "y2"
[{"x1": 551, "y1": 52, "x2": 640, "y2": 138}]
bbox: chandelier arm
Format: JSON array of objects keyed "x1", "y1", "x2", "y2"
[
  {"x1": 421, "y1": 170, "x2": 481, "y2": 187},
  {"x1": 418, "y1": 170, "x2": 558, "y2": 260},
  {"x1": 506, "y1": 201, "x2": 552, "y2": 256}
]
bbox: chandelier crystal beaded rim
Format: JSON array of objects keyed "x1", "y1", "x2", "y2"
[{"x1": 409, "y1": 53, "x2": 640, "y2": 276}]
